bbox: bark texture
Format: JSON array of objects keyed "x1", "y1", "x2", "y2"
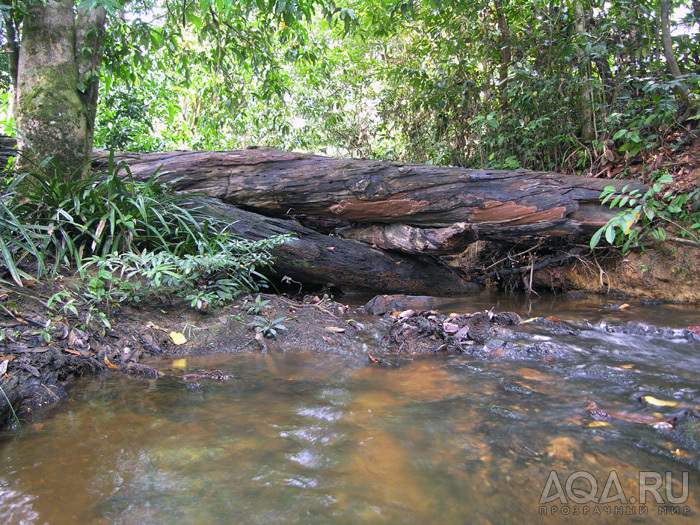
[
  {"x1": 191, "y1": 196, "x2": 479, "y2": 295},
  {"x1": 101, "y1": 148, "x2": 645, "y2": 250},
  {"x1": 14, "y1": 1, "x2": 105, "y2": 179}
]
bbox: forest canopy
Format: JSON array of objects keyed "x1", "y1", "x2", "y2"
[{"x1": 1, "y1": 0, "x2": 699, "y2": 174}]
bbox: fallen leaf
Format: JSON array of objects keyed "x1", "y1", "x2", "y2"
[
  {"x1": 587, "y1": 400, "x2": 677, "y2": 426},
  {"x1": 0, "y1": 360, "x2": 8, "y2": 375},
  {"x1": 616, "y1": 303, "x2": 631, "y2": 310},
  {"x1": 63, "y1": 348, "x2": 89, "y2": 357},
  {"x1": 588, "y1": 421, "x2": 611, "y2": 428},
  {"x1": 172, "y1": 358, "x2": 187, "y2": 369},
  {"x1": 326, "y1": 326, "x2": 345, "y2": 333},
  {"x1": 322, "y1": 336, "x2": 336, "y2": 344},
  {"x1": 145, "y1": 321, "x2": 168, "y2": 332},
  {"x1": 620, "y1": 364, "x2": 634, "y2": 369},
  {"x1": 688, "y1": 326, "x2": 700, "y2": 335},
  {"x1": 0, "y1": 292, "x2": 8, "y2": 301},
  {"x1": 545, "y1": 316, "x2": 561, "y2": 322},
  {"x1": 169, "y1": 331, "x2": 187, "y2": 345},
  {"x1": 642, "y1": 395, "x2": 678, "y2": 407},
  {"x1": 367, "y1": 353, "x2": 384, "y2": 364},
  {"x1": 671, "y1": 448, "x2": 692, "y2": 458},
  {"x1": 327, "y1": 246, "x2": 335, "y2": 250},
  {"x1": 0, "y1": 355, "x2": 15, "y2": 362},
  {"x1": 104, "y1": 356, "x2": 120, "y2": 369}
]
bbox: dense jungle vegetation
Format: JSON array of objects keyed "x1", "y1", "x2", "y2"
[{"x1": 2, "y1": 1, "x2": 699, "y2": 172}]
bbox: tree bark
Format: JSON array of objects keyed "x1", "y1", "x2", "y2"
[
  {"x1": 573, "y1": 0, "x2": 594, "y2": 143},
  {"x1": 659, "y1": 0, "x2": 700, "y2": 116},
  {"x1": 14, "y1": 1, "x2": 105, "y2": 179},
  {"x1": 101, "y1": 148, "x2": 645, "y2": 251},
  {"x1": 190, "y1": 196, "x2": 479, "y2": 295}
]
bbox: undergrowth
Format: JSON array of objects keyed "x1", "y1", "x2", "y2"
[{"x1": 0, "y1": 155, "x2": 291, "y2": 320}]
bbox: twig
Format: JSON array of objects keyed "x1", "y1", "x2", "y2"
[
  {"x1": 477, "y1": 255, "x2": 570, "y2": 282},
  {"x1": 482, "y1": 243, "x2": 542, "y2": 272}
]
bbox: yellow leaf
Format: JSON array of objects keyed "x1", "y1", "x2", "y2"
[
  {"x1": 172, "y1": 358, "x2": 188, "y2": 369},
  {"x1": 169, "y1": 332, "x2": 187, "y2": 345},
  {"x1": 623, "y1": 213, "x2": 641, "y2": 234},
  {"x1": 620, "y1": 364, "x2": 634, "y2": 369},
  {"x1": 643, "y1": 396, "x2": 678, "y2": 407},
  {"x1": 104, "y1": 356, "x2": 120, "y2": 370},
  {"x1": 588, "y1": 421, "x2": 611, "y2": 427}
]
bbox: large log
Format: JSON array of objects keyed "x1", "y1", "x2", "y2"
[
  {"x1": 100, "y1": 148, "x2": 646, "y2": 250},
  {"x1": 190, "y1": 196, "x2": 479, "y2": 295}
]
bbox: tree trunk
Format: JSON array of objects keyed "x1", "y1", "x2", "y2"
[
  {"x1": 573, "y1": 0, "x2": 594, "y2": 143},
  {"x1": 659, "y1": 0, "x2": 699, "y2": 114},
  {"x1": 14, "y1": 1, "x2": 105, "y2": 179},
  {"x1": 100, "y1": 148, "x2": 645, "y2": 251},
  {"x1": 190, "y1": 196, "x2": 480, "y2": 295},
  {"x1": 493, "y1": 0, "x2": 511, "y2": 109}
]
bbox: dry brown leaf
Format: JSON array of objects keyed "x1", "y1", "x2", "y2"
[
  {"x1": 326, "y1": 326, "x2": 345, "y2": 333},
  {"x1": 104, "y1": 356, "x2": 120, "y2": 369}
]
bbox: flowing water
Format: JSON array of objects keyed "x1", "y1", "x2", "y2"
[{"x1": 2, "y1": 294, "x2": 700, "y2": 524}]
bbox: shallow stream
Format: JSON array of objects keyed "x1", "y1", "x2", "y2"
[{"x1": 2, "y1": 294, "x2": 700, "y2": 524}]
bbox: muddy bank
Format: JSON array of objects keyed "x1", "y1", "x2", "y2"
[
  {"x1": 0, "y1": 288, "x2": 376, "y2": 429},
  {"x1": 531, "y1": 241, "x2": 700, "y2": 303}
]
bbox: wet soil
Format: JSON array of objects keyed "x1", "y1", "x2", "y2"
[{"x1": 0, "y1": 279, "x2": 374, "y2": 429}]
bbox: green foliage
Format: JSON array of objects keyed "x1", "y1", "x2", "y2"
[
  {"x1": 248, "y1": 315, "x2": 288, "y2": 338},
  {"x1": 84, "y1": 0, "x2": 700, "y2": 174},
  {"x1": 79, "y1": 231, "x2": 291, "y2": 310},
  {"x1": 16, "y1": 156, "x2": 215, "y2": 271},
  {"x1": 0, "y1": 175, "x2": 47, "y2": 286},
  {"x1": 590, "y1": 173, "x2": 700, "y2": 253},
  {"x1": 245, "y1": 294, "x2": 272, "y2": 315}
]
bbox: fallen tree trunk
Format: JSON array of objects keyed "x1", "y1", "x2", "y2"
[
  {"x1": 100, "y1": 148, "x2": 646, "y2": 250},
  {"x1": 191, "y1": 196, "x2": 479, "y2": 295}
]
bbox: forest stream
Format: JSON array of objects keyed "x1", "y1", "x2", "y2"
[{"x1": 1, "y1": 293, "x2": 700, "y2": 524}]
